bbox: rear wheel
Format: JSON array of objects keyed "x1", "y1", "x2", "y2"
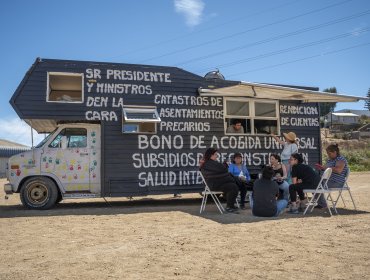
[{"x1": 20, "y1": 177, "x2": 59, "y2": 210}]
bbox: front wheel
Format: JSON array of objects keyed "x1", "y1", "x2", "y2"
[{"x1": 20, "y1": 177, "x2": 59, "y2": 210}]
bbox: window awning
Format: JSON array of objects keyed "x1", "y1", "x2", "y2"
[
  {"x1": 198, "y1": 81, "x2": 366, "y2": 103},
  {"x1": 122, "y1": 107, "x2": 161, "y2": 123}
]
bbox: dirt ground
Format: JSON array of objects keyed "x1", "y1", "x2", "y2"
[{"x1": 1, "y1": 173, "x2": 370, "y2": 280}]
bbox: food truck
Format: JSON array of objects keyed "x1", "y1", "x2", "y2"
[{"x1": 4, "y1": 58, "x2": 364, "y2": 209}]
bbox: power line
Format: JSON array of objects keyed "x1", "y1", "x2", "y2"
[
  {"x1": 196, "y1": 28, "x2": 368, "y2": 72},
  {"x1": 174, "y1": 9, "x2": 370, "y2": 67},
  {"x1": 226, "y1": 42, "x2": 370, "y2": 78},
  {"x1": 138, "y1": 0, "x2": 353, "y2": 63},
  {"x1": 105, "y1": 0, "x2": 302, "y2": 60}
]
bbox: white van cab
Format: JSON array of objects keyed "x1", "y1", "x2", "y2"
[{"x1": 5, "y1": 123, "x2": 101, "y2": 209}]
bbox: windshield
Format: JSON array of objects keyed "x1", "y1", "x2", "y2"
[{"x1": 34, "y1": 128, "x2": 58, "y2": 148}]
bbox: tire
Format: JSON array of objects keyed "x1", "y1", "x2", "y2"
[
  {"x1": 56, "y1": 192, "x2": 63, "y2": 204},
  {"x1": 20, "y1": 177, "x2": 59, "y2": 210}
]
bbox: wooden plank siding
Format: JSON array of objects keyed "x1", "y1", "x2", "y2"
[{"x1": 10, "y1": 58, "x2": 322, "y2": 197}]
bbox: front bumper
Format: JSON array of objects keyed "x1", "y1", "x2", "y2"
[{"x1": 4, "y1": 183, "x2": 14, "y2": 195}]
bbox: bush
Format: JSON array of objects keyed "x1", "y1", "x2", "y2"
[
  {"x1": 321, "y1": 141, "x2": 370, "y2": 171},
  {"x1": 341, "y1": 150, "x2": 370, "y2": 171}
]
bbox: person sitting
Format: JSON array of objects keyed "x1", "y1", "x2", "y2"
[
  {"x1": 288, "y1": 153, "x2": 320, "y2": 214},
  {"x1": 226, "y1": 119, "x2": 244, "y2": 134},
  {"x1": 251, "y1": 166, "x2": 288, "y2": 217},
  {"x1": 200, "y1": 148, "x2": 239, "y2": 213},
  {"x1": 271, "y1": 131, "x2": 298, "y2": 183},
  {"x1": 228, "y1": 152, "x2": 251, "y2": 210},
  {"x1": 269, "y1": 153, "x2": 290, "y2": 201},
  {"x1": 314, "y1": 143, "x2": 349, "y2": 208}
]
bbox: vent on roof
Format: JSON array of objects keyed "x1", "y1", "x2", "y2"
[{"x1": 204, "y1": 69, "x2": 225, "y2": 80}]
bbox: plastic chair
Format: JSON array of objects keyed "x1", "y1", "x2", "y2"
[
  {"x1": 329, "y1": 170, "x2": 357, "y2": 210},
  {"x1": 303, "y1": 168, "x2": 337, "y2": 216}
]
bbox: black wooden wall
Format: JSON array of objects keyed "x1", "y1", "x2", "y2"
[{"x1": 11, "y1": 58, "x2": 321, "y2": 197}]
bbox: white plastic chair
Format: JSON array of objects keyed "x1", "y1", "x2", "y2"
[
  {"x1": 199, "y1": 171, "x2": 225, "y2": 214},
  {"x1": 303, "y1": 168, "x2": 337, "y2": 216},
  {"x1": 329, "y1": 170, "x2": 357, "y2": 210}
]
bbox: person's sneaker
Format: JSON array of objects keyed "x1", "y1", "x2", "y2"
[
  {"x1": 314, "y1": 205, "x2": 325, "y2": 209},
  {"x1": 298, "y1": 203, "x2": 307, "y2": 212},
  {"x1": 299, "y1": 199, "x2": 308, "y2": 209},
  {"x1": 239, "y1": 205, "x2": 246, "y2": 210},
  {"x1": 225, "y1": 207, "x2": 239, "y2": 213},
  {"x1": 287, "y1": 208, "x2": 299, "y2": 214}
]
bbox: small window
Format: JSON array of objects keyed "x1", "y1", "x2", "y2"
[
  {"x1": 49, "y1": 128, "x2": 87, "y2": 148},
  {"x1": 224, "y1": 98, "x2": 279, "y2": 135},
  {"x1": 47, "y1": 72, "x2": 83, "y2": 103},
  {"x1": 226, "y1": 100, "x2": 250, "y2": 116},
  {"x1": 255, "y1": 102, "x2": 276, "y2": 117},
  {"x1": 122, "y1": 107, "x2": 160, "y2": 134}
]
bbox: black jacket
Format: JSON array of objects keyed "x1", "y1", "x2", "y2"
[{"x1": 201, "y1": 160, "x2": 235, "y2": 188}]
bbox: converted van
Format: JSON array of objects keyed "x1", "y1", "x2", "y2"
[{"x1": 4, "y1": 58, "x2": 363, "y2": 209}]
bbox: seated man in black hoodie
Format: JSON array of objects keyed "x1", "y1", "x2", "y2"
[
  {"x1": 251, "y1": 166, "x2": 288, "y2": 217},
  {"x1": 200, "y1": 148, "x2": 239, "y2": 213}
]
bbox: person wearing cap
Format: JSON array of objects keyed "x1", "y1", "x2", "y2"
[
  {"x1": 228, "y1": 152, "x2": 251, "y2": 210},
  {"x1": 226, "y1": 119, "x2": 244, "y2": 134},
  {"x1": 271, "y1": 131, "x2": 298, "y2": 184}
]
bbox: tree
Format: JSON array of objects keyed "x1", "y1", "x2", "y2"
[
  {"x1": 319, "y1": 87, "x2": 337, "y2": 116},
  {"x1": 365, "y1": 88, "x2": 370, "y2": 111}
]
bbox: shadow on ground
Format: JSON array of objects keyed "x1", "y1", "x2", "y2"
[{"x1": 0, "y1": 197, "x2": 368, "y2": 224}]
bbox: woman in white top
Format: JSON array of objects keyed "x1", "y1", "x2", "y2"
[{"x1": 271, "y1": 131, "x2": 298, "y2": 183}]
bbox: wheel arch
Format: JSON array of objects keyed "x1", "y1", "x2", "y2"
[{"x1": 17, "y1": 175, "x2": 63, "y2": 197}]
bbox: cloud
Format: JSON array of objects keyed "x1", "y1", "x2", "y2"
[
  {"x1": 174, "y1": 0, "x2": 205, "y2": 27},
  {"x1": 350, "y1": 26, "x2": 367, "y2": 37},
  {"x1": 0, "y1": 117, "x2": 46, "y2": 147}
]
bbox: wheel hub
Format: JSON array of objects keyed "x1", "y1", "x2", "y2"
[{"x1": 27, "y1": 184, "x2": 48, "y2": 204}]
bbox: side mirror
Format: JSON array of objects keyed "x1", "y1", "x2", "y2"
[{"x1": 61, "y1": 136, "x2": 68, "y2": 149}]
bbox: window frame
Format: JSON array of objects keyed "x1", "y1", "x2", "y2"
[
  {"x1": 224, "y1": 97, "x2": 280, "y2": 135},
  {"x1": 48, "y1": 128, "x2": 88, "y2": 148},
  {"x1": 122, "y1": 106, "x2": 161, "y2": 134},
  {"x1": 46, "y1": 72, "x2": 84, "y2": 104}
]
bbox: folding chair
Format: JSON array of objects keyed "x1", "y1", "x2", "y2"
[
  {"x1": 330, "y1": 170, "x2": 357, "y2": 210},
  {"x1": 199, "y1": 171, "x2": 225, "y2": 214},
  {"x1": 303, "y1": 168, "x2": 338, "y2": 216}
]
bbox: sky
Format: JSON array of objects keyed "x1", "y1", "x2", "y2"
[{"x1": 1, "y1": 0, "x2": 369, "y2": 146}]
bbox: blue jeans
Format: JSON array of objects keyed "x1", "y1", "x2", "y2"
[
  {"x1": 250, "y1": 195, "x2": 288, "y2": 217},
  {"x1": 278, "y1": 181, "x2": 290, "y2": 201},
  {"x1": 282, "y1": 159, "x2": 292, "y2": 184},
  {"x1": 275, "y1": 199, "x2": 288, "y2": 216}
]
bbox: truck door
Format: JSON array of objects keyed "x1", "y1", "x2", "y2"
[{"x1": 41, "y1": 125, "x2": 101, "y2": 194}]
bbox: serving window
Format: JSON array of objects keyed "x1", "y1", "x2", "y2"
[
  {"x1": 224, "y1": 98, "x2": 279, "y2": 135},
  {"x1": 47, "y1": 72, "x2": 84, "y2": 103},
  {"x1": 122, "y1": 106, "x2": 161, "y2": 134}
]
